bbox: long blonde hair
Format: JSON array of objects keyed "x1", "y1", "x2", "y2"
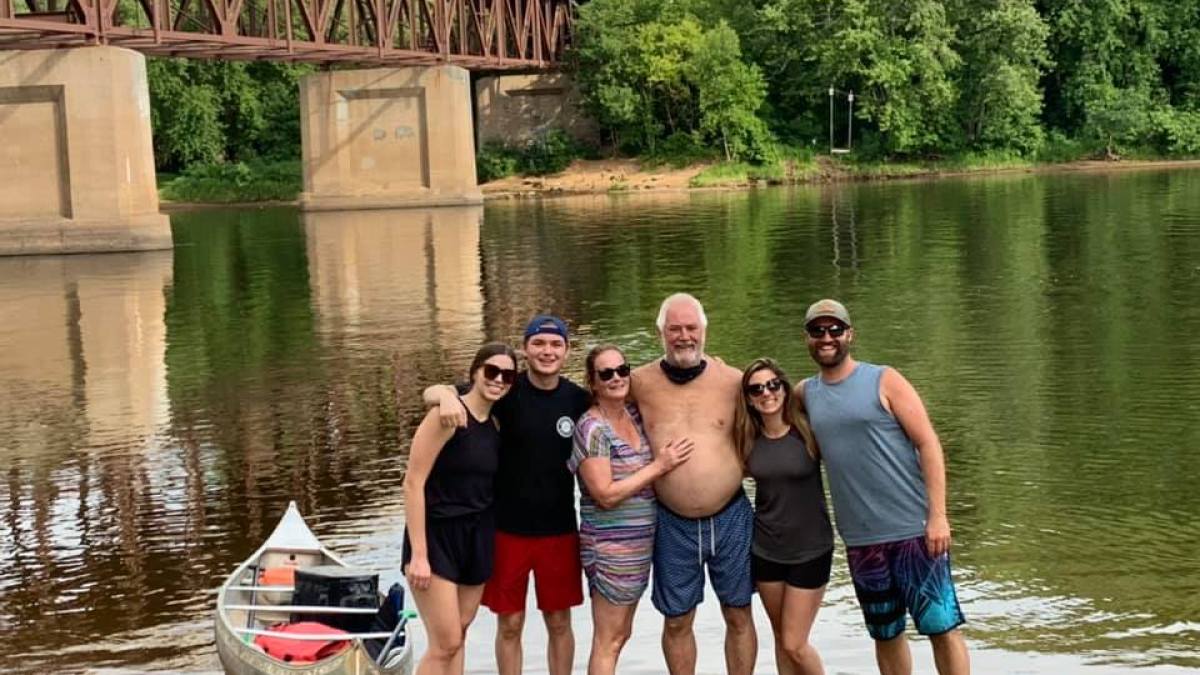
[{"x1": 733, "y1": 358, "x2": 818, "y2": 464}]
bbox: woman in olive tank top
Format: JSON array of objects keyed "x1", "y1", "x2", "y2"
[
  {"x1": 402, "y1": 342, "x2": 517, "y2": 675},
  {"x1": 734, "y1": 358, "x2": 834, "y2": 675}
]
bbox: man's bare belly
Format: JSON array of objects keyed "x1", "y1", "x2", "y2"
[{"x1": 653, "y1": 431, "x2": 743, "y2": 518}]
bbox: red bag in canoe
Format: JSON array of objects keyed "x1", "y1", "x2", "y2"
[{"x1": 254, "y1": 622, "x2": 350, "y2": 663}]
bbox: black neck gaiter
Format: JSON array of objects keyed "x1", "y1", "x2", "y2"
[{"x1": 660, "y1": 358, "x2": 707, "y2": 385}]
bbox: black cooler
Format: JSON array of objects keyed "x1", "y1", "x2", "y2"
[{"x1": 292, "y1": 565, "x2": 379, "y2": 632}]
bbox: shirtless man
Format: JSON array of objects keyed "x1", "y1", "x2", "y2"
[{"x1": 631, "y1": 293, "x2": 758, "y2": 675}]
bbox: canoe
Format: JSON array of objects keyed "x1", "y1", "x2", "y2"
[{"x1": 214, "y1": 501, "x2": 414, "y2": 675}]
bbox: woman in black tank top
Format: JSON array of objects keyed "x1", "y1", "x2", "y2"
[
  {"x1": 403, "y1": 342, "x2": 517, "y2": 673},
  {"x1": 733, "y1": 358, "x2": 833, "y2": 675}
]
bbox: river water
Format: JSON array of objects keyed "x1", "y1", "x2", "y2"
[{"x1": 1, "y1": 169, "x2": 1199, "y2": 673}]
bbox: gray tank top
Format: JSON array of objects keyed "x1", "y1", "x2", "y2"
[
  {"x1": 803, "y1": 362, "x2": 928, "y2": 546},
  {"x1": 747, "y1": 429, "x2": 834, "y2": 563}
]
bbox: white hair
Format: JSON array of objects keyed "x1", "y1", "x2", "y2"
[{"x1": 655, "y1": 293, "x2": 708, "y2": 332}]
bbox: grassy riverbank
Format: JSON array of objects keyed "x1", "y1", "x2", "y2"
[{"x1": 159, "y1": 160, "x2": 302, "y2": 204}]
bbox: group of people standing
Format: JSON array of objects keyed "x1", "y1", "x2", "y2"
[{"x1": 401, "y1": 293, "x2": 971, "y2": 675}]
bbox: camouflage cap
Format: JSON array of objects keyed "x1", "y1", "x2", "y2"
[{"x1": 804, "y1": 299, "x2": 852, "y2": 327}]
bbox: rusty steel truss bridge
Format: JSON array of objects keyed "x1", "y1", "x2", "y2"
[{"x1": 0, "y1": 0, "x2": 572, "y2": 68}]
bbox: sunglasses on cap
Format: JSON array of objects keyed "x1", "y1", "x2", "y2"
[
  {"x1": 805, "y1": 324, "x2": 848, "y2": 339},
  {"x1": 745, "y1": 378, "x2": 784, "y2": 397},
  {"x1": 481, "y1": 363, "x2": 517, "y2": 385},
  {"x1": 596, "y1": 363, "x2": 631, "y2": 382}
]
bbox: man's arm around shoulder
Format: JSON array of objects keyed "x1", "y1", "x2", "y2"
[{"x1": 420, "y1": 383, "x2": 468, "y2": 428}]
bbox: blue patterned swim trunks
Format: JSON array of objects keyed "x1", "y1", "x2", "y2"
[{"x1": 651, "y1": 490, "x2": 753, "y2": 617}]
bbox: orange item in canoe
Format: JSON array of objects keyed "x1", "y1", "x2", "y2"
[{"x1": 260, "y1": 566, "x2": 296, "y2": 586}]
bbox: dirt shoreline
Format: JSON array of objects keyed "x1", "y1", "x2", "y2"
[
  {"x1": 159, "y1": 157, "x2": 1200, "y2": 210},
  {"x1": 480, "y1": 156, "x2": 1200, "y2": 200}
]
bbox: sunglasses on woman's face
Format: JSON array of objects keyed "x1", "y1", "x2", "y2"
[
  {"x1": 745, "y1": 378, "x2": 784, "y2": 397},
  {"x1": 482, "y1": 363, "x2": 517, "y2": 385},
  {"x1": 805, "y1": 323, "x2": 848, "y2": 339},
  {"x1": 596, "y1": 363, "x2": 631, "y2": 382}
]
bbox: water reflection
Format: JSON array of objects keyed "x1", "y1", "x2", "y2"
[
  {"x1": 0, "y1": 250, "x2": 173, "y2": 663},
  {"x1": 0, "y1": 171, "x2": 1199, "y2": 672}
]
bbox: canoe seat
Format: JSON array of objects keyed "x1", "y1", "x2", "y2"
[{"x1": 225, "y1": 604, "x2": 378, "y2": 614}]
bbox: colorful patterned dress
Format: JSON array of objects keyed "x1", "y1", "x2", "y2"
[{"x1": 567, "y1": 404, "x2": 656, "y2": 606}]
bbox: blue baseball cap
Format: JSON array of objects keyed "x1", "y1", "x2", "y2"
[{"x1": 524, "y1": 314, "x2": 569, "y2": 342}]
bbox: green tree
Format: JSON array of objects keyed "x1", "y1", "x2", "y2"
[
  {"x1": 688, "y1": 22, "x2": 774, "y2": 161},
  {"x1": 146, "y1": 59, "x2": 311, "y2": 170},
  {"x1": 1040, "y1": 0, "x2": 1165, "y2": 153},
  {"x1": 571, "y1": 0, "x2": 772, "y2": 159},
  {"x1": 744, "y1": 0, "x2": 961, "y2": 155},
  {"x1": 951, "y1": 0, "x2": 1051, "y2": 153}
]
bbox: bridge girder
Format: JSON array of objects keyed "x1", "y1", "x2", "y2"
[{"x1": 0, "y1": 0, "x2": 572, "y2": 68}]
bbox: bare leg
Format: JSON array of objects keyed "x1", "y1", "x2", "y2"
[
  {"x1": 451, "y1": 584, "x2": 486, "y2": 675},
  {"x1": 756, "y1": 581, "x2": 797, "y2": 675},
  {"x1": 542, "y1": 609, "x2": 574, "y2": 675},
  {"x1": 587, "y1": 593, "x2": 637, "y2": 675},
  {"x1": 930, "y1": 629, "x2": 970, "y2": 675},
  {"x1": 495, "y1": 611, "x2": 525, "y2": 675},
  {"x1": 410, "y1": 575, "x2": 465, "y2": 675},
  {"x1": 720, "y1": 603, "x2": 757, "y2": 675},
  {"x1": 777, "y1": 585, "x2": 826, "y2": 675},
  {"x1": 661, "y1": 609, "x2": 697, "y2": 675},
  {"x1": 874, "y1": 634, "x2": 912, "y2": 675}
]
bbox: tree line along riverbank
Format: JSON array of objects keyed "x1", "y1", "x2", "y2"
[{"x1": 152, "y1": 0, "x2": 1200, "y2": 204}]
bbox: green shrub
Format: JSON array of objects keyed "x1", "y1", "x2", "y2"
[
  {"x1": 159, "y1": 160, "x2": 301, "y2": 203},
  {"x1": 475, "y1": 129, "x2": 585, "y2": 182},
  {"x1": 1150, "y1": 108, "x2": 1200, "y2": 156},
  {"x1": 519, "y1": 129, "x2": 580, "y2": 175},
  {"x1": 643, "y1": 132, "x2": 720, "y2": 168},
  {"x1": 1035, "y1": 131, "x2": 1092, "y2": 163},
  {"x1": 476, "y1": 142, "x2": 521, "y2": 183}
]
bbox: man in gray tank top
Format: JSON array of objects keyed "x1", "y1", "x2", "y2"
[{"x1": 798, "y1": 299, "x2": 971, "y2": 675}]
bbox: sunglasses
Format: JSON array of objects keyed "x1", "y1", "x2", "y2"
[
  {"x1": 596, "y1": 363, "x2": 631, "y2": 382},
  {"x1": 481, "y1": 363, "x2": 517, "y2": 385},
  {"x1": 745, "y1": 378, "x2": 784, "y2": 397},
  {"x1": 805, "y1": 324, "x2": 848, "y2": 339}
]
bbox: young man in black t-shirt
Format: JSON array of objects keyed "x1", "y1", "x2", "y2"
[{"x1": 425, "y1": 315, "x2": 588, "y2": 675}]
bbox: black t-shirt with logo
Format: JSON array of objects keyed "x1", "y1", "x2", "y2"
[{"x1": 492, "y1": 372, "x2": 590, "y2": 536}]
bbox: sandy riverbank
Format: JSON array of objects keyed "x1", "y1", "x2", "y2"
[{"x1": 480, "y1": 156, "x2": 1200, "y2": 200}]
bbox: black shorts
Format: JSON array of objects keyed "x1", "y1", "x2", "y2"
[
  {"x1": 403, "y1": 510, "x2": 495, "y2": 586},
  {"x1": 751, "y1": 549, "x2": 833, "y2": 589}
]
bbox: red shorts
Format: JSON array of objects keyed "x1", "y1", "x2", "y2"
[{"x1": 482, "y1": 531, "x2": 583, "y2": 613}]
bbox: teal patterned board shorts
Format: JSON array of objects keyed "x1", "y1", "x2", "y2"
[{"x1": 847, "y1": 535, "x2": 966, "y2": 640}]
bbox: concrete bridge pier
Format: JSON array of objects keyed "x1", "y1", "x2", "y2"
[
  {"x1": 0, "y1": 47, "x2": 172, "y2": 256},
  {"x1": 474, "y1": 71, "x2": 598, "y2": 147},
  {"x1": 299, "y1": 65, "x2": 482, "y2": 210}
]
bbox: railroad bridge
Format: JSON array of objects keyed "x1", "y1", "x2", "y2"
[{"x1": 0, "y1": 0, "x2": 580, "y2": 254}]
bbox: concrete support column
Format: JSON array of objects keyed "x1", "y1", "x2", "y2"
[
  {"x1": 0, "y1": 47, "x2": 172, "y2": 256},
  {"x1": 474, "y1": 71, "x2": 599, "y2": 147},
  {"x1": 299, "y1": 65, "x2": 482, "y2": 211}
]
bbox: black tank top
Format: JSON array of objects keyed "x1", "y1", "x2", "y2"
[{"x1": 425, "y1": 407, "x2": 501, "y2": 519}]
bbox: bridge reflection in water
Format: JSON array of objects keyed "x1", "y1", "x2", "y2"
[{"x1": 0, "y1": 207, "x2": 495, "y2": 671}]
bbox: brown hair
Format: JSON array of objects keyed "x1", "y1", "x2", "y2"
[
  {"x1": 584, "y1": 344, "x2": 627, "y2": 405},
  {"x1": 466, "y1": 342, "x2": 518, "y2": 390},
  {"x1": 733, "y1": 358, "x2": 818, "y2": 464}
]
